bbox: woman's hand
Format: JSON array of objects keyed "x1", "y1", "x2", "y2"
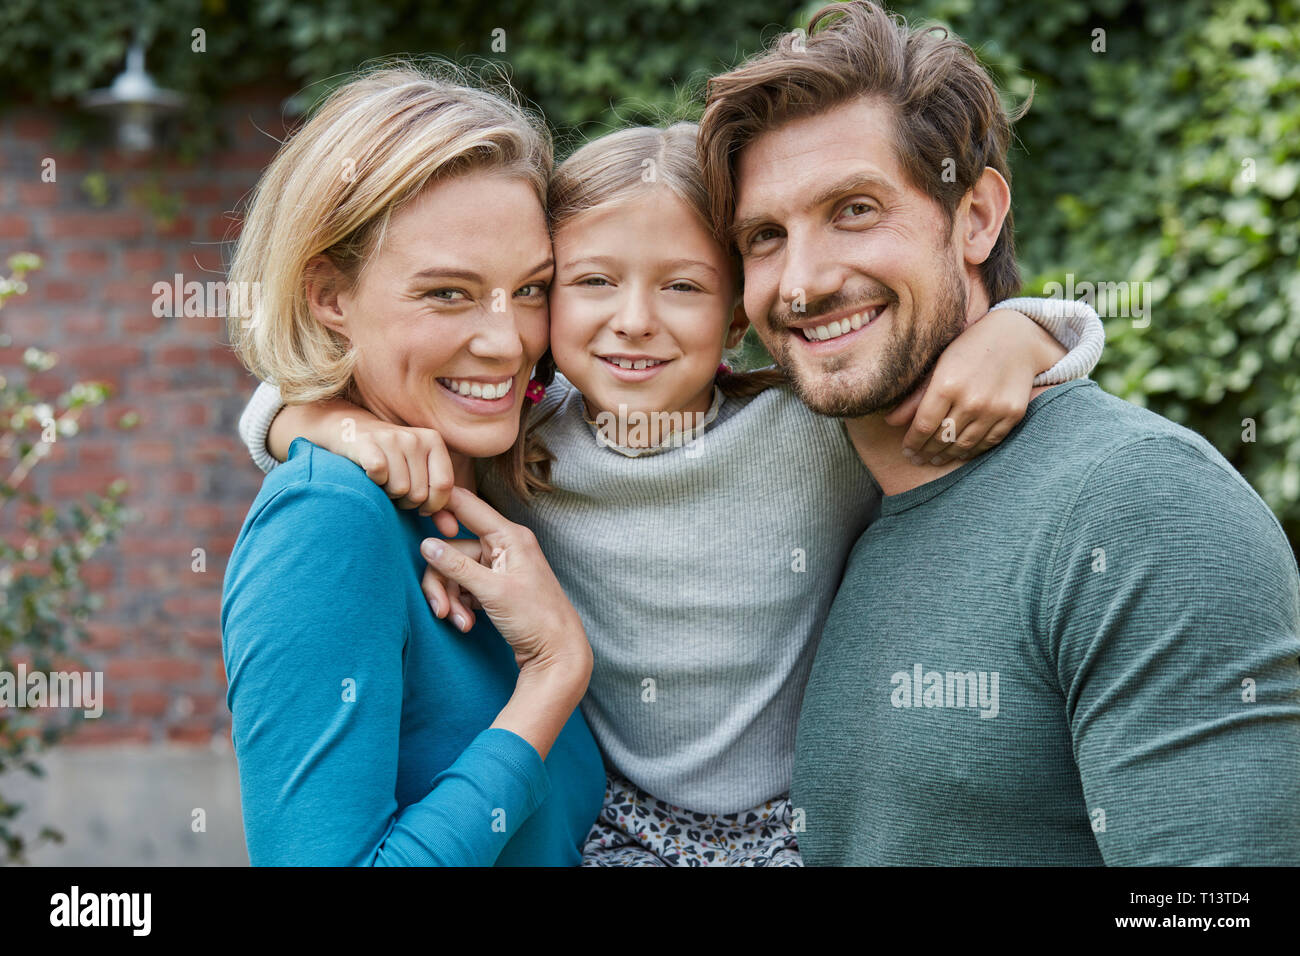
[
  {"x1": 419, "y1": 487, "x2": 591, "y2": 682},
  {"x1": 884, "y1": 307, "x2": 1067, "y2": 466},
  {"x1": 269, "y1": 401, "x2": 459, "y2": 534}
]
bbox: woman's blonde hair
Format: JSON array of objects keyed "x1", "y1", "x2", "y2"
[
  {"x1": 228, "y1": 62, "x2": 556, "y2": 498},
  {"x1": 548, "y1": 122, "x2": 785, "y2": 400}
]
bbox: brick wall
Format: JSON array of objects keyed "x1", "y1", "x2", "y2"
[{"x1": 0, "y1": 87, "x2": 294, "y2": 748}]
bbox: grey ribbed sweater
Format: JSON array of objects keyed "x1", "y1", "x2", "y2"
[{"x1": 236, "y1": 296, "x2": 1103, "y2": 812}]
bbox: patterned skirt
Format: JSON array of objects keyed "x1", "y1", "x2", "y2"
[{"x1": 580, "y1": 771, "x2": 803, "y2": 866}]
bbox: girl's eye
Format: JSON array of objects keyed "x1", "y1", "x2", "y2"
[
  {"x1": 667, "y1": 281, "x2": 701, "y2": 293},
  {"x1": 580, "y1": 276, "x2": 611, "y2": 287}
]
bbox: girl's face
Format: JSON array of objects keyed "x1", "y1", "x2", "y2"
[
  {"x1": 549, "y1": 188, "x2": 748, "y2": 430},
  {"x1": 312, "y1": 170, "x2": 553, "y2": 464}
]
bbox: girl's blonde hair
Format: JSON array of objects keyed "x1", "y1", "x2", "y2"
[
  {"x1": 548, "y1": 122, "x2": 785, "y2": 400},
  {"x1": 227, "y1": 62, "x2": 555, "y2": 499}
]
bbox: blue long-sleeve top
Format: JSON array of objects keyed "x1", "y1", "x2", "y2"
[{"x1": 221, "y1": 438, "x2": 605, "y2": 866}]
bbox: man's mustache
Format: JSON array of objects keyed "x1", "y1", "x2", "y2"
[{"x1": 767, "y1": 288, "x2": 899, "y2": 330}]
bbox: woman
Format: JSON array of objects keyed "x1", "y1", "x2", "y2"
[{"x1": 220, "y1": 65, "x2": 605, "y2": 865}]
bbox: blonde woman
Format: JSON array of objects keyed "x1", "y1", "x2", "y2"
[{"x1": 220, "y1": 66, "x2": 605, "y2": 866}]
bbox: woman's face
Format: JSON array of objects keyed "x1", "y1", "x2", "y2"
[
  {"x1": 321, "y1": 170, "x2": 553, "y2": 461},
  {"x1": 549, "y1": 188, "x2": 743, "y2": 426}
]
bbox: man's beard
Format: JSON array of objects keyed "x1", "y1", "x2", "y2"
[{"x1": 771, "y1": 262, "x2": 969, "y2": 419}]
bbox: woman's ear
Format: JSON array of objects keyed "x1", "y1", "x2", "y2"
[
  {"x1": 958, "y1": 166, "x2": 1011, "y2": 268},
  {"x1": 724, "y1": 301, "x2": 750, "y2": 350},
  {"x1": 304, "y1": 255, "x2": 350, "y2": 339}
]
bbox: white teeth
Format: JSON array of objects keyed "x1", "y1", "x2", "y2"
[
  {"x1": 604, "y1": 357, "x2": 663, "y2": 370},
  {"x1": 438, "y1": 377, "x2": 513, "y2": 399},
  {"x1": 801, "y1": 307, "x2": 882, "y2": 342}
]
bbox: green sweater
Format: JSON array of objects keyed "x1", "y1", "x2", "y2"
[{"x1": 792, "y1": 380, "x2": 1300, "y2": 865}]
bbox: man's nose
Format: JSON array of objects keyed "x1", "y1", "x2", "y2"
[{"x1": 779, "y1": 229, "x2": 845, "y2": 315}]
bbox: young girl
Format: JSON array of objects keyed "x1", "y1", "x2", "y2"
[{"x1": 238, "y1": 122, "x2": 1102, "y2": 865}]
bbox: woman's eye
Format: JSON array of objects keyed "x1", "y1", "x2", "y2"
[
  {"x1": 426, "y1": 288, "x2": 467, "y2": 301},
  {"x1": 515, "y1": 282, "x2": 549, "y2": 298}
]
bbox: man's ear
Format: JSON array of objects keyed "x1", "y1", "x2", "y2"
[
  {"x1": 957, "y1": 166, "x2": 1011, "y2": 267},
  {"x1": 724, "y1": 300, "x2": 750, "y2": 350},
  {"x1": 304, "y1": 255, "x2": 350, "y2": 339}
]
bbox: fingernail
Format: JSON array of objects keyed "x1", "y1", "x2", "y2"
[
  {"x1": 421, "y1": 539, "x2": 443, "y2": 560},
  {"x1": 452, "y1": 613, "x2": 468, "y2": 631}
]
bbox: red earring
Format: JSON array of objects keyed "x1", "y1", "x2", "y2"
[
  {"x1": 716, "y1": 363, "x2": 732, "y2": 376},
  {"x1": 525, "y1": 379, "x2": 546, "y2": 402}
]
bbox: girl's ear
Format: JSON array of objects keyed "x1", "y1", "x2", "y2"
[
  {"x1": 724, "y1": 301, "x2": 750, "y2": 350},
  {"x1": 304, "y1": 255, "x2": 350, "y2": 339}
]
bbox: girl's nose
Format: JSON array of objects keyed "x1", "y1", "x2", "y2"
[{"x1": 609, "y1": 291, "x2": 657, "y2": 339}]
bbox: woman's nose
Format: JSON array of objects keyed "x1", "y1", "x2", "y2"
[{"x1": 470, "y1": 309, "x2": 528, "y2": 362}]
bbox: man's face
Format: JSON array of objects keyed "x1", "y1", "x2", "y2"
[{"x1": 732, "y1": 96, "x2": 971, "y2": 417}]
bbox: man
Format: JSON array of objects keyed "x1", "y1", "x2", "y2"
[{"x1": 699, "y1": 0, "x2": 1300, "y2": 864}]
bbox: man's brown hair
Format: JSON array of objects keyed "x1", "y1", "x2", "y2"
[{"x1": 698, "y1": 0, "x2": 1026, "y2": 303}]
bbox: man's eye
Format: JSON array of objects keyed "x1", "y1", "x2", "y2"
[
  {"x1": 839, "y1": 201, "x2": 875, "y2": 218},
  {"x1": 427, "y1": 288, "x2": 467, "y2": 301},
  {"x1": 746, "y1": 227, "x2": 782, "y2": 251},
  {"x1": 515, "y1": 282, "x2": 549, "y2": 298}
]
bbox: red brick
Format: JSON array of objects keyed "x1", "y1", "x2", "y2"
[
  {"x1": 184, "y1": 185, "x2": 222, "y2": 204},
  {"x1": 64, "y1": 249, "x2": 110, "y2": 273},
  {"x1": 60, "y1": 344, "x2": 145, "y2": 368},
  {"x1": 46, "y1": 212, "x2": 143, "y2": 240},
  {"x1": 65, "y1": 312, "x2": 107, "y2": 335},
  {"x1": 123, "y1": 310, "x2": 164, "y2": 333},
  {"x1": 159, "y1": 345, "x2": 200, "y2": 366},
  {"x1": 122, "y1": 249, "x2": 166, "y2": 273},
  {"x1": 14, "y1": 115, "x2": 56, "y2": 140},
  {"x1": 130, "y1": 690, "x2": 170, "y2": 717},
  {"x1": 51, "y1": 470, "x2": 124, "y2": 497},
  {"x1": 156, "y1": 215, "x2": 194, "y2": 238},
  {"x1": 18, "y1": 183, "x2": 58, "y2": 206},
  {"x1": 157, "y1": 470, "x2": 198, "y2": 494},
  {"x1": 78, "y1": 440, "x2": 117, "y2": 467},
  {"x1": 162, "y1": 593, "x2": 222, "y2": 619},
  {"x1": 85, "y1": 622, "x2": 125, "y2": 650},
  {"x1": 131, "y1": 440, "x2": 174, "y2": 465},
  {"x1": 0, "y1": 214, "x2": 31, "y2": 239},
  {"x1": 184, "y1": 504, "x2": 223, "y2": 529},
  {"x1": 43, "y1": 278, "x2": 86, "y2": 302},
  {"x1": 169, "y1": 402, "x2": 210, "y2": 428},
  {"x1": 80, "y1": 561, "x2": 115, "y2": 589},
  {"x1": 106, "y1": 656, "x2": 203, "y2": 682}
]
